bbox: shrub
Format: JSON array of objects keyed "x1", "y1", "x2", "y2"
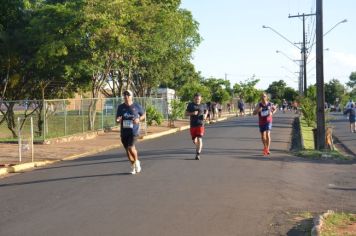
[
  {"x1": 300, "y1": 97, "x2": 316, "y2": 127},
  {"x1": 145, "y1": 104, "x2": 163, "y2": 126},
  {"x1": 168, "y1": 99, "x2": 186, "y2": 127}
]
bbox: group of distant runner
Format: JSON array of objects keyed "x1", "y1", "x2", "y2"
[{"x1": 115, "y1": 90, "x2": 277, "y2": 175}]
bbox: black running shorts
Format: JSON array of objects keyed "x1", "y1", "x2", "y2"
[{"x1": 121, "y1": 134, "x2": 137, "y2": 148}]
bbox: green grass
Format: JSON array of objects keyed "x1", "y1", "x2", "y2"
[
  {"x1": 300, "y1": 118, "x2": 314, "y2": 150},
  {"x1": 297, "y1": 117, "x2": 351, "y2": 160},
  {"x1": 321, "y1": 213, "x2": 356, "y2": 236}
]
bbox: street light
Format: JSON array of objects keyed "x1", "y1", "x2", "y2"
[
  {"x1": 324, "y1": 19, "x2": 347, "y2": 36},
  {"x1": 262, "y1": 25, "x2": 300, "y2": 50},
  {"x1": 276, "y1": 50, "x2": 300, "y2": 66},
  {"x1": 281, "y1": 66, "x2": 299, "y2": 76},
  {"x1": 263, "y1": 25, "x2": 307, "y2": 95},
  {"x1": 308, "y1": 18, "x2": 347, "y2": 50}
]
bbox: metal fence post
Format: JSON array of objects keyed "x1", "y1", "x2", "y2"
[
  {"x1": 43, "y1": 100, "x2": 46, "y2": 140},
  {"x1": 64, "y1": 100, "x2": 67, "y2": 136},
  {"x1": 101, "y1": 98, "x2": 104, "y2": 130},
  {"x1": 82, "y1": 99, "x2": 85, "y2": 133},
  {"x1": 18, "y1": 117, "x2": 22, "y2": 163},
  {"x1": 30, "y1": 117, "x2": 34, "y2": 162}
]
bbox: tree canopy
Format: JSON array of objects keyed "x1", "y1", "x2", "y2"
[{"x1": 0, "y1": 0, "x2": 201, "y2": 100}]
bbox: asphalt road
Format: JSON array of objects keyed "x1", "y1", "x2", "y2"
[{"x1": 1, "y1": 113, "x2": 355, "y2": 236}]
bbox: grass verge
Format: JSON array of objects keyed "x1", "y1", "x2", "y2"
[
  {"x1": 321, "y1": 212, "x2": 356, "y2": 236},
  {"x1": 296, "y1": 117, "x2": 352, "y2": 160}
]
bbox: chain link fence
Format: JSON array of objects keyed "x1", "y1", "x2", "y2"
[{"x1": 0, "y1": 97, "x2": 168, "y2": 142}]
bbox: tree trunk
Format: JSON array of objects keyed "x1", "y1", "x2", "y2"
[{"x1": 4, "y1": 103, "x2": 17, "y2": 138}]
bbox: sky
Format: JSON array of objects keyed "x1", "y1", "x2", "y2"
[{"x1": 180, "y1": 0, "x2": 356, "y2": 91}]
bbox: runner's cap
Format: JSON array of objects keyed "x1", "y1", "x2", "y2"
[{"x1": 123, "y1": 90, "x2": 133, "y2": 97}]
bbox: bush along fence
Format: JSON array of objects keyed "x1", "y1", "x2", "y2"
[{"x1": 0, "y1": 97, "x2": 168, "y2": 142}]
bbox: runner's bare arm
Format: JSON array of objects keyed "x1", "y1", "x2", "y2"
[
  {"x1": 116, "y1": 116, "x2": 122, "y2": 123},
  {"x1": 185, "y1": 111, "x2": 199, "y2": 116},
  {"x1": 253, "y1": 104, "x2": 262, "y2": 115},
  {"x1": 133, "y1": 112, "x2": 146, "y2": 124},
  {"x1": 203, "y1": 110, "x2": 208, "y2": 120},
  {"x1": 271, "y1": 105, "x2": 277, "y2": 115}
]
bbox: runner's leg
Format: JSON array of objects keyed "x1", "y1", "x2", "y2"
[
  {"x1": 196, "y1": 137, "x2": 203, "y2": 154},
  {"x1": 125, "y1": 148, "x2": 135, "y2": 164},
  {"x1": 260, "y1": 132, "x2": 266, "y2": 151},
  {"x1": 266, "y1": 131, "x2": 271, "y2": 154},
  {"x1": 127, "y1": 146, "x2": 138, "y2": 162}
]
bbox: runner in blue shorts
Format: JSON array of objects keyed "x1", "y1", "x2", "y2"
[{"x1": 253, "y1": 93, "x2": 276, "y2": 156}]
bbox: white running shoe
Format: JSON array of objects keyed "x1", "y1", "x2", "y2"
[
  {"x1": 130, "y1": 163, "x2": 136, "y2": 175},
  {"x1": 135, "y1": 160, "x2": 141, "y2": 173}
]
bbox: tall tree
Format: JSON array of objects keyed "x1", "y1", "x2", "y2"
[
  {"x1": 233, "y1": 76, "x2": 261, "y2": 110},
  {"x1": 324, "y1": 79, "x2": 345, "y2": 105},
  {"x1": 266, "y1": 80, "x2": 287, "y2": 102},
  {"x1": 347, "y1": 72, "x2": 356, "y2": 89}
]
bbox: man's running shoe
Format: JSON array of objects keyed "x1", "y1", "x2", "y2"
[
  {"x1": 263, "y1": 148, "x2": 268, "y2": 156},
  {"x1": 130, "y1": 163, "x2": 136, "y2": 175},
  {"x1": 195, "y1": 154, "x2": 200, "y2": 160},
  {"x1": 135, "y1": 160, "x2": 142, "y2": 173}
]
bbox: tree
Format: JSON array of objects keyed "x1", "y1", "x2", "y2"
[
  {"x1": 203, "y1": 77, "x2": 231, "y2": 103},
  {"x1": 0, "y1": 0, "x2": 202, "y2": 135},
  {"x1": 324, "y1": 79, "x2": 346, "y2": 105},
  {"x1": 266, "y1": 80, "x2": 287, "y2": 103},
  {"x1": 178, "y1": 80, "x2": 210, "y2": 102},
  {"x1": 127, "y1": 2, "x2": 201, "y2": 96},
  {"x1": 233, "y1": 76, "x2": 261, "y2": 111},
  {"x1": 283, "y1": 87, "x2": 298, "y2": 103},
  {"x1": 347, "y1": 72, "x2": 356, "y2": 89}
]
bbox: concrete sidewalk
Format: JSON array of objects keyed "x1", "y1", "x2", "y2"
[
  {"x1": 329, "y1": 112, "x2": 356, "y2": 157},
  {"x1": 0, "y1": 112, "x2": 239, "y2": 177}
]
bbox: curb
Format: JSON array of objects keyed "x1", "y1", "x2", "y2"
[
  {"x1": 0, "y1": 115, "x2": 235, "y2": 178},
  {"x1": 332, "y1": 135, "x2": 356, "y2": 157},
  {"x1": 141, "y1": 125, "x2": 190, "y2": 140},
  {"x1": 311, "y1": 210, "x2": 334, "y2": 236},
  {"x1": 0, "y1": 160, "x2": 58, "y2": 177}
]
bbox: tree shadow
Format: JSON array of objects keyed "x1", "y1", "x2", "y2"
[
  {"x1": 0, "y1": 172, "x2": 131, "y2": 188},
  {"x1": 286, "y1": 218, "x2": 314, "y2": 236}
]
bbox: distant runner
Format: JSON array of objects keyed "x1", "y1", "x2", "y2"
[
  {"x1": 186, "y1": 93, "x2": 208, "y2": 160},
  {"x1": 253, "y1": 93, "x2": 277, "y2": 156},
  {"x1": 116, "y1": 90, "x2": 146, "y2": 174},
  {"x1": 343, "y1": 102, "x2": 356, "y2": 133},
  {"x1": 238, "y1": 97, "x2": 245, "y2": 116}
]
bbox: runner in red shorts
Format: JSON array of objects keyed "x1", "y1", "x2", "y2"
[
  {"x1": 253, "y1": 92, "x2": 277, "y2": 156},
  {"x1": 185, "y1": 93, "x2": 208, "y2": 160}
]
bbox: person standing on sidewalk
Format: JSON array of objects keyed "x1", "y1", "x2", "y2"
[
  {"x1": 343, "y1": 102, "x2": 356, "y2": 133},
  {"x1": 186, "y1": 93, "x2": 208, "y2": 160},
  {"x1": 253, "y1": 93, "x2": 277, "y2": 156},
  {"x1": 237, "y1": 97, "x2": 245, "y2": 116},
  {"x1": 116, "y1": 90, "x2": 146, "y2": 174}
]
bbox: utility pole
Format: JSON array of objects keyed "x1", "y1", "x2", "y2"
[
  {"x1": 299, "y1": 56, "x2": 304, "y2": 95},
  {"x1": 316, "y1": 0, "x2": 325, "y2": 150},
  {"x1": 289, "y1": 13, "x2": 315, "y2": 96}
]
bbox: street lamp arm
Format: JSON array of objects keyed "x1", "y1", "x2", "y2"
[
  {"x1": 309, "y1": 18, "x2": 347, "y2": 51},
  {"x1": 323, "y1": 19, "x2": 347, "y2": 37},
  {"x1": 276, "y1": 50, "x2": 300, "y2": 66},
  {"x1": 262, "y1": 25, "x2": 301, "y2": 50}
]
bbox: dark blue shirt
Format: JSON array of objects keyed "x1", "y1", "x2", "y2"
[
  {"x1": 186, "y1": 102, "x2": 207, "y2": 127},
  {"x1": 116, "y1": 103, "x2": 144, "y2": 136},
  {"x1": 344, "y1": 107, "x2": 356, "y2": 122}
]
